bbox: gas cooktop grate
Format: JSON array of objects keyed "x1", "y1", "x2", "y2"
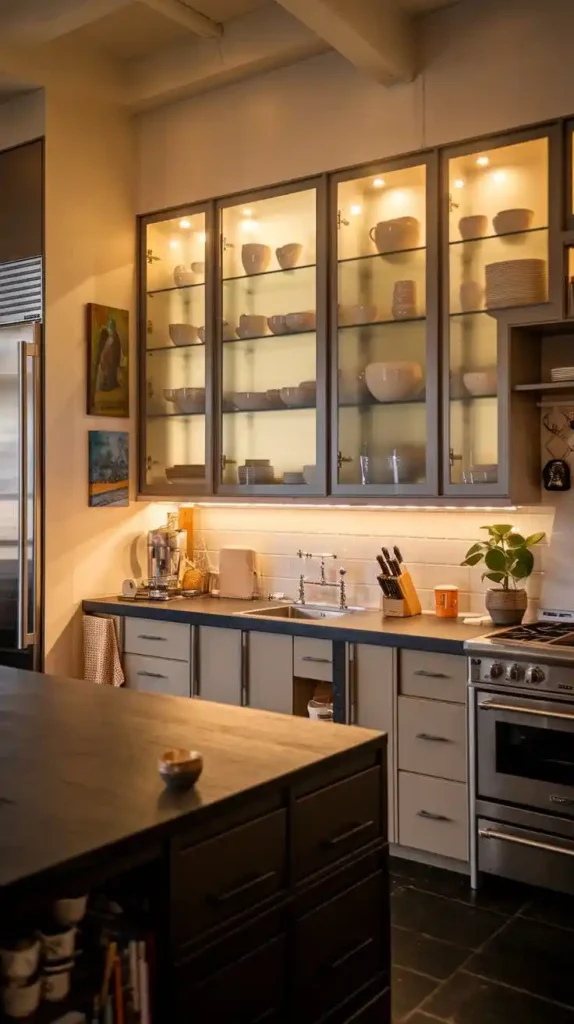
[{"x1": 489, "y1": 622, "x2": 574, "y2": 645}]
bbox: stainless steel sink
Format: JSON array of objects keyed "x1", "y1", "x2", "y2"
[{"x1": 237, "y1": 603, "x2": 364, "y2": 620}]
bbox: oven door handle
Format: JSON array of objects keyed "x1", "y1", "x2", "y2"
[
  {"x1": 478, "y1": 699, "x2": 574, "y2": 722},
  {"x1": 479, "y1": 827, "x2": 574, "y2": 858}
]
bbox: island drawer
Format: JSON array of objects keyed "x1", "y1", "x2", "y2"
[
  {"x1": 294, "y1": 636, "x2": 333, "y2": 682},
  {"x1": 400, "y1": 650, "x2": 466, "y2": 703},
  {"x1": 124, "y1": 617, "x2": 191, "y2": 662},
  {"x1": 124, "y1": 653, "x2": 191, "y2": 698},
  {"x1": 398, "y1": 771, "x2": 468, "y2": 861},
  {"x1": 398, "y1": 696, "x2": 467, "y2": 782},
  {"x1": 293, "y1": 767, "x2": 382, "y2": 880},
  {"x1": 172, "y1": 808, "x2": 287, "y2": 944},
  {"x1": 294, "y1": 871, "x2": 387, "y2": 1023}
]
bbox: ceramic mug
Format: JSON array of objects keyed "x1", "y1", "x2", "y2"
[
  {"x1": 37, "y1": 925, "x2": 76, "y2": 964},
  {"x1": 42, "y1": 963, "x2": 72, "y2": 1003},
  {"x1": 276, "y1": 242, "x2": 302, "y2": 269},
  {"x1": 241, "y1": 243, "x2": 271, "y2": 275},
  {"x1": 237, "y1": 313, "x2": 268, "y2": 338},
  {"x1": 0, "y1": 938, "x2": 40, "y2": 982},
  {"x1": 53, "y1": 893, "x2": 88, "y2": 926},
  {"x1": 2, "y1": 977, "x2": 41, "y2": 1019},
  {"x1": 434, "y1": 585, "x2": 459, "y2": 619}
]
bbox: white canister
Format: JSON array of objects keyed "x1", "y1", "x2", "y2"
[
  {"x1": 53, "y1": 894, "x2": 88, "y2": 926},
  {"x1": 37, "y1": 925, "x2": 76, "y2": 963},
  {"x1": 0, "y1": 938, "x2": 40, "y2": 982},
  {"x1": 42, "y1": 964, "x2": 72, "y2": 1002},
  {"x1": 308, "y1": 699, "x2": 333, "y2": 722},
  {"x1": 2, "y1": 977, "x2": 41, "y2": 1019}
]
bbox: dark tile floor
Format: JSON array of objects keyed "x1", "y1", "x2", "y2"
[{"x1": 390, "y1": 856, "x2": 574, "y2": 1023}]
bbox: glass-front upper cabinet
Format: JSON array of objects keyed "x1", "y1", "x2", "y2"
[
  {"x1": 331, "y1": 155, "x2": 437, "y2": 495},
  {"x1": 216, "y1": 181, "x2": 325, "y2": 494},
  {"x1": 140, "y1": 205, "x2": 211, "y2": 495},
  {"x1": 444, "y1": 129, "x2": 550, "y2": 493}
]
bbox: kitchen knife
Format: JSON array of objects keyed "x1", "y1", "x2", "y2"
[
  {"x1": 393, "y1": 545, "x2": 405, "y2": 569},
  {"x1": 377, "y1": 574, "x2": 390, "y2": 597},
  {"x1": 382, "y1": 546, "x2": 401, "y2": 577},
  {"x1": 377, "y1": 554, "x2": 390, "y2": 575}
]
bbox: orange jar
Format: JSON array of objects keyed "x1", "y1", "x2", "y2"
[{"x1": 434, "y1": 585, "x2": 459, "y2": 619}]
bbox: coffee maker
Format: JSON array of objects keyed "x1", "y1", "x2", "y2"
[{"x1": 146, "y1": 525, "x2": 187, "y2": 599}]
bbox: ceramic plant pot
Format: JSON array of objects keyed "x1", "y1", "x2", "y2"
[{"x1": 485, "y1": 588, "x2": 528, "y2": 626}]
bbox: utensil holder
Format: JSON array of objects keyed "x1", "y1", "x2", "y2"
[{"x1": 381, "y1": 570, "x2": 422, "y2": 618}]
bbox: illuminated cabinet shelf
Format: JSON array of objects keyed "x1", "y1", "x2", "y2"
[{"x1": 137, "y1": 121, "x2": 563, "y2": 504}]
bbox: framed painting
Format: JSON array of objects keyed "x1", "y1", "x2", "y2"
[
  {"x1": 87, "y1": 303, "x2": 129, "y2": 416},
  {"x1": 88, "y1": 431, "x2": 129, "y2": 507}
]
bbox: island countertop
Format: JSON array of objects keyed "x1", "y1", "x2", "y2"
[
  {"x1": 0, "y1": 667, "x2": 384, "y2": 894},
  {"x1": 83, "y1": 594, "x2": 490, "y2": 654}
]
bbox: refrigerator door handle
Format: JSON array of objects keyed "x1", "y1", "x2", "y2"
[{"x1": 17, "y1": 338, "x2": 38, "y2": 648}]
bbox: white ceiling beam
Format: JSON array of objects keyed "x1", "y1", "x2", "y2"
[
  {"x1": 275, "y1": 0, "x2": 415, "y2": 84},
  {"x1": 0, "y1": 0, "x2": 134, "y2": 43},
  {"x1": 140, "y1": 0, "x2": 222, "y2": 39},
  {"x1": 127, "y1": 3, "x2": 327, "y2": 110}
]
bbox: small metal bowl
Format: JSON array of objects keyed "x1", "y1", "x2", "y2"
[{"x1": 159, "y1": 749, "x2": 203, "y2": 791}]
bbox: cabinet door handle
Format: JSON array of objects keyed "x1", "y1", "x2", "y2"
[
  {"x1": 330, "y1": 936, "x2": 374, "y2": 971},
  {"x1": 213, "y1": 870, "x2": 276, "y2": 904},
  {"x1": 302, "y1": 655, "x2": 332, "y2": 664},
  {"x1": 414, "y1": 670, "x2": 449, "y2": 679},
  {"x1": 416, "y1": 732, "x2": 452, "y2": 743},
  {"x1": 137, "y1": 634, "x2": 166, "y2": 642},
  {"x1": 417, "y1": 809, "x2": 451, "y2": 822},
  {"x1": 325, "y1": 820, "x2": 375, "y2": 847},
  {"x1": 137, "y1": 670, "x2": 167, "y2": 680}
]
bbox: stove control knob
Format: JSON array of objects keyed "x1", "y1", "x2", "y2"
[
  {"x1": 526, "y1": 666, "x2": 546, "y2": 685},
  {"x1": 489, "y1": 661, "x2": 504, "y2": 679},
  {"x1": 506, "y1": 663, "x2": 522, "y2": 681}
]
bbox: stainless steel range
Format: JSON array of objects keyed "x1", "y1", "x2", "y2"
[{"x1": 466, "y1": 620, "x2": 574, "y2": 895}]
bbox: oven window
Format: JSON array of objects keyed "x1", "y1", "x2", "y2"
[{"x1": 496, "y1": 722, "x2": 574, "y2": 786}]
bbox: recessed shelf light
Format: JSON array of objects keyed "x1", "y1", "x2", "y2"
[
  {"x1": 493, "y1": 170, "x2": 507, "y2": 183},
  {"x1": 476, "y1": 156, "x2": 489, "y2": 167},
  {"x1": 350, "y1": 204, "x2": 362, "y2": 215},
  {"x1": 169, "y1": 239, "x2": 180, "y2": 249},
  {"x1": 453, "y1": 179, "x2": 465, "y2": 189},
  {"x1": 373, "y1": 178, "x2": 385, "y2": 188},
  {"x1": 179, "y1": 219, "x2": 191, "y2": 229},
  {"x1": 242, "y1": 208, "x2": 253, "y2": 217}
]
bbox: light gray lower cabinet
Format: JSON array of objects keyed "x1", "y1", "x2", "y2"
[
  {"x1": 247, "y1": 631, "x2": 293, "y2": 714},
  {"x1": 196, "y1": 625, "x2": 243, "y2": 705},
  {"x1": 349, "y1": 643, "x2": 396, "y2": 843},
  {"x1": 124, "y1": 653, "x2": 191, "y2": 698}
]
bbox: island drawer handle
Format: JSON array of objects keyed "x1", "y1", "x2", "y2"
[
  {"x1": 213, "y1": 870, "x2": 276, "y2": 904},
  {"x1": 330, "y1": 937, "x2": 374, "y2": 971},
  {"x1": 414, "y1": 670, "x2": 449, "y2": 679},
  {"x1": 137, "y1": 634, "x2": 167, "y2": 641},
  {"x1": 325, "y1": 820, "x2": 375, "y2": 847},
  {"x1": 417, "y1": 809, "x2": 451, "y2": 822},
  {"x1": 302, "y1": 656, "x2": 332, "y2": 664},
  {"x1": 416, "y1": 733, "x2": 452, "y2": 743},
  {"x1": 137, "y1": 670, "x2": 168, "y2": 680}
]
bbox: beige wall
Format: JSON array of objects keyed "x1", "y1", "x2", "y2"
[
  {"x1": 136, "y1": 0, "x2": 574, "y2": 212},
  {"x1": 44, "y1": 88, "x2": 172, "y2": 678},
  {"x1": 0, "y1": 89, "x2": 44, "y2": 151}
]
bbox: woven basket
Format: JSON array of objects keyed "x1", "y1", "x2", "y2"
[{"x1": 182, "y1": 567, "x2": 209, "y2": 593}]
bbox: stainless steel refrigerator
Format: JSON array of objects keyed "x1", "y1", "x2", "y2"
[{"x1": 0, "y1": 257, "x2": 42, "y2": 670}]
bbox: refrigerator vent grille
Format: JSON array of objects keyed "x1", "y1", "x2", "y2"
[{"x1": 0, "y1": 257, "x2": 43, "y2": 326}]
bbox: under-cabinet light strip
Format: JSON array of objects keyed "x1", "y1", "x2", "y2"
[{"x1": 177, "y1": 503, "x2": 520, "y2": 511}]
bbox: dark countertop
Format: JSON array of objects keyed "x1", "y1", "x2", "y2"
[
  {"x1": 0, "y1": 667, "x2": 382, "y2": 893},
  {"x1": 83, "y1": 595, "x2": 490, "y2": 655}
]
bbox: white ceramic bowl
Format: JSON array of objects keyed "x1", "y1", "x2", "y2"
[
  {"x1": 280, "y1": 386, "x2": 312, "y2": 408},
  {"x1": 173, "y1": 388, "x2": 205, "y2": 414},
  {"x1": 365, "y1": 361, "x2": 423, "y2": 402},
  {"x1": 232, "y1": 392, "x2": 267, "y2": 411},
  {"x1": 303, "y1": 464, "x2": 316, "y2": 485},
  {"x1": 463, "y1": 370, "x2": 497, "y2": 396},
  {"x1": 169, "y1": 323, "x2": 200, "y2": 347},
  {"x1": 285, "y1": 311, "x2": 316, "y2": 333},
  {"x1": 493, "y1": 208, "x2": 534, "y2": 235}
]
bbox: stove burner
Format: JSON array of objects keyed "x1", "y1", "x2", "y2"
[{"x1": 489, "y1": 622, "x2": 574, "y2": 645}]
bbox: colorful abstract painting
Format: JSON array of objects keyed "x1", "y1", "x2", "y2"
[
  {"x1": 88, "y1": 431, "x2": 129, "y2": 507},
  {"x1": 87, "y1": 303, "x2": 129, "y2": 416}
]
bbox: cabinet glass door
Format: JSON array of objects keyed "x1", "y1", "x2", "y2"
[
  {"x1": 332, "y1": 158, "x2": 436, "y2": 494},
  {"x1": 141, "y1": 206, "x2": 210, "y2": 494},
  {"x1": 445, "y1": 132, "x2": 549, "y2": 490},
  {"x1": 217, "y1": 182, "x2": 324, "y2": 493}
]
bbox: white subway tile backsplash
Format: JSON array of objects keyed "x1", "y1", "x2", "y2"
[{"x1": 195, "y1": 505, "x2": 555, "y2": 615}]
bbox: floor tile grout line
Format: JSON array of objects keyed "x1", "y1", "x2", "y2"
[
  {"x1": 392, "y1": 877, "x2": 522, "y2": 919},
  {"x1": 460, "y1": 966, "x2": 574, "y2": 1012},
  {"x1": 392, "y1": 962, "x2": 451, "y2": 985},
  {"x1": 392, "y1": 921, "x2": 474, "y2": 953}
]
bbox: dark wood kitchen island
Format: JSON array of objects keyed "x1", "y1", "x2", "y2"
[{"x1": 0, "y1": 667, "x2": 389, "y2": 1023}]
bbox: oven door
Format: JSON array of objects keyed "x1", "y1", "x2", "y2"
[{"x1": 476, "y1": 689, "x2": 574, "y2": 816}]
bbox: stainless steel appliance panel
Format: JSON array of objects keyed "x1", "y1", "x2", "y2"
[
  {"x1": 478, "y1": 817, "x2": 574, "y2": 894},
  {"x1": 476, "y1": 689, "x2": 574, "y2": 817}
]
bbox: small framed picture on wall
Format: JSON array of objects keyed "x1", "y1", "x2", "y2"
[
  {"x1": 87, "y1": 303, "x2": 129, "y2": 416},
  {"x1": 88, "y1": 431, "x2": 129, "y2": 507}
]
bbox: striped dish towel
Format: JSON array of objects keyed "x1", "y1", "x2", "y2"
[{"x1": 83, "y1": 615, "x2": 124, "y2": 687}]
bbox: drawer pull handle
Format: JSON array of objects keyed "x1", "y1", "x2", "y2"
[
  {"x1": 137, "y1": 670, "x2": 168, "y2": 680},
  {"x1": 213, "y1": 870, "x2": 276, "y2": 904},
  {"x1": 414, "y1": 670, "x2": 449, "y2": 679},
  {"x1": 137, "y1": 634, "x2": 166, "y2": 641},
  {"x1": 417, "y1": 809, "x2": 451, "y2": 822},
  {"x1": 331, "y1": 936, "x2": 374, "y2": 971},
  {"x1": 479, "y1": 827, "x2": 574, "y2": 857},
  {"x1": 416, "y1": 732, "x2": 452, "y2": 743},
  {"x1": 302, "y1": 656, "x2": 332, "y2": 664},
  {"x1": 326, "y1": 820, "x2": 375, "y2": 847}
]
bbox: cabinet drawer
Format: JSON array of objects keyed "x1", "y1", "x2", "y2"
[
  {"x1": 124, "y1": 653, "x2": 191, "y2": 698},
  {"x1": 294, "y1": 872, "x2": 387, "y2": 1024},
  {"x1": 124, "y1": 617, "x2": 191, "y2": 662},
  {"x1": 177, "y1": 935, "x2": 286, "y2": 1024},
  {"x1": 398, "y1": 696, "x2": 466, "y2": 782},
  {"x1": 293, "y1": 636, "x2": 333, "y2": 682},
  {"x1": 172, "y1": 809, "x2": 287, "y2": 944},
  {"x1": 398, "y1": 772, "x2": 468, "y2": 862},
  {"x1": 400, "y1": 650, "x2": 466, "y2": 703},
  {"x1": 293, "y1": 767, "x2": 382, "y2": 880}
]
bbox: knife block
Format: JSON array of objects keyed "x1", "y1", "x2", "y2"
[{"x1": 381, "y1": 570, "x2": 422, "y2": 618}]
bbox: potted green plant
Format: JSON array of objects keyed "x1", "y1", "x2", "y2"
[{"x1": 462, "y1": 524, "x2": 545, "y2": 625}]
